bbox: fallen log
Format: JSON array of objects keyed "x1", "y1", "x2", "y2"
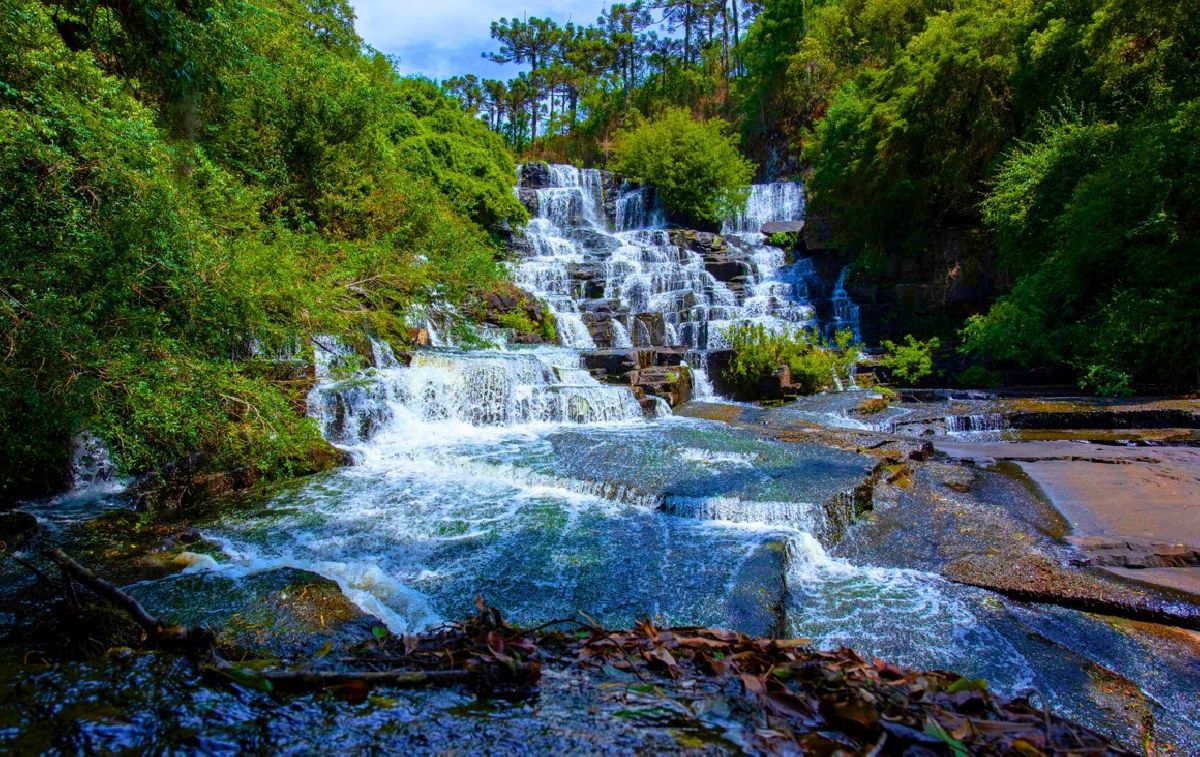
[{"x1": 44, "y1": 547, "x2": 213, "y2": 653}]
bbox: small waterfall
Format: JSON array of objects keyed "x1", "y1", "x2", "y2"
[
  {"x1": 686, "y1": 356, "x2": 716, "y2": 400},
  {"x1": 512, "y1": 165, "x2": 599, "y2": 349},
  {"x1": 723, "y1": 182, "x2": 806, "y2": 235},
  {"x1": 69, "y1": 431, "x2": 120, "y2": 493},
  {"x1": 615, "y1": 186, "x2": 664, "y2": 231},
  {"x1": 945, "y1": 413, "x2": 1010, "y2": 433},
  {"x1": 309, "y1": 348, "x2": 645, "y2": 448},
  {"x1": 610, "y1": 319, "x2": 633, "y2": 349},
  {"x1": 666, "y1": 496, "x2": 817, "y2": 529},
  {"x1": 826, "y1": 267, "x2": 862, "y2": 343}
]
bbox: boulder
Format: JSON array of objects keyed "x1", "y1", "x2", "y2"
[
  {"x1": 582, "y1": 350, "x2": 642, "y2": 378},
  {"x1": 129, "y1": 567, "x2": 386, "y2": 659},
  {"x1": 518, "y1": 162, "x2": 553, "y2": 189},
  {"x1": 630, "y1": 365, "x2": 694, "y2": 407}
]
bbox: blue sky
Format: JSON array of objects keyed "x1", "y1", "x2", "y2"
[{"x1": 349, "y1": 1, "x2": 610, "y2": 82}]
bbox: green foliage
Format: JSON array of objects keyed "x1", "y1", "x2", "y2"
[
  {"x1": 880, "y1": 336, "x2": 940, "y2": 385},
  {"x1": 723, "y1": 325, "x2": 858, "y2": 397},
  {"x1": 766, "y1": 231, "x2": 803, "y2": 249},
  {"x1": 1078, "y1": 365, "x2": 1133, "y2": 398},
  {"x1": 613, "y1": 109, "x2": 754, "y2": 226},
  {"x1": 957, "y1": 365, "x2": 1003, "y2": 389},
  {"x1": 0, "y1": 0, "x2": 521, "y2": 500},
  {"x1": 540, "y1": 305, "x2": 559, "y2": 343},
  {"x1": 804, "y1": 0, "x2": 1026, "y2": 256}
]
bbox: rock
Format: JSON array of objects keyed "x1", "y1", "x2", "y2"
[
  {"x1": 762, "y1": 221, "x2": 805, "y2": 234},
  {"x1": 517, "y1": 188, "x2": 539, "y2": 215},
  {"x1": 0, "y1": 511, "x2": 38, "y2": 554},
  {"x1": 136, "y1": 440, "x2": 351, "y2": 511},
  {"x1": 569, "y1": 228, "x2": 623, "y2": 254},
  {"x1": 518, "y1": 162, "x2": 553, "y2": 189},
  {"x1": 630, "y1": 313, "x2": 667, "y2": 347},
  {"x1": 129, "y1": 567, "x2": 385, "y2": 659},
  {"x1": 629, "y1": 365, "x2": 694, "y2": 407},
  {"x1": 1067, "y1": 537, "x2": 1200, "y2": 569},
  {"x1": 582, "y1": 349, "x2": 652, "y2": 378}
]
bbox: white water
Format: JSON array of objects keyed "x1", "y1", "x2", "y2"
[
  {"x1": 194, "y1": 166, "x2": 1058, "y2": 698},
  {"x1": 514, "y1": 168, "x2": 853, "y2": 359}
]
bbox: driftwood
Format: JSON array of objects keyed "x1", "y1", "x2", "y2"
[
  {"x1": 39, "y1": 548, "x2": 527, "y2": 695},
  {"x1": 45, "y1": 548, "x2": 213, "y2": 653}
]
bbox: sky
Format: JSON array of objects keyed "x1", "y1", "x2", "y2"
[{"x1": 349, "y1": 1, "x2": 611, "y2": 82}]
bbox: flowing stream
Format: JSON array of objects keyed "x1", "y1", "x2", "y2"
[
  {"x1": 180, "y1": 166, "x2": 1195, "y2": 732},
  {"x1": 19, "y1": 165, "x2": 1189, "y2": 749}
]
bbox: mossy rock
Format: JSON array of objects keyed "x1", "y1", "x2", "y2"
[{"x1": 128, "y1": 568, "x2": 382, "y2": 659}]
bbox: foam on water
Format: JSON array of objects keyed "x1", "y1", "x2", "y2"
[{"x1": 192, "y1": 165, "x2": 1123, "y2": 710}]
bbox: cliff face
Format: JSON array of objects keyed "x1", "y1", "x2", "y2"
[{"x1": 799, "y1": 214, "x2": 1007, "y2": 345}]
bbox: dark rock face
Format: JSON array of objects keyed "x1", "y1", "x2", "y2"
[
  {"x1": 629, "y1": 366, "x2": 693, "y2": 407},
  {"x1": 583, "y1": 350, "x2": 646, "y2": 376},
  {"x1": 582, "y1": 350, "x2": 694, "y2": 407},
  {"x1": 518, "y1": 162, "x2": 553, "y2": 189},
  {"x1": 517, "y1": 188, "x2": 539, "y2": 216}
]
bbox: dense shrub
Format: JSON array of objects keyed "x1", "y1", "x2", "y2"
[
  {"x1": 723, "y1": 325, "x2": 859, "y2": 397},
  {"x1": 0, "y1": 0, "x2": 521, "y2": 501},
  {"x1": 613, "y1": 108, "x2": 755, "y2": 227},
  {"x1": 879, "y1": 336, "x2": 940, "y2": 385}
]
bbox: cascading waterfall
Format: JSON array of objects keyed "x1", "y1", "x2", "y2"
[
  {"x1": 723, "y1": 182, "x2": 806, "y2": 235},
  {"x1": 513, "y1": 169, "x2": 855, "y2": 369},
  {"x1": 192, "y1": 164, "x2": 1099, "y2": 715},
  {"x1": 309, "y1": 345, "x2": 644, "y2": 448}
]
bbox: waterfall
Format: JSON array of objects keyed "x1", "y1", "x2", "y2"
[
  {"x1": 512, "y1": 165, "x2": 599, "y2": 349},
  {"x1": 68, "y1": 431, "x2": 121, "y2": 495},
  {"x1": 826, "y1": 267, "x2": 862, "y2": 343},
  {"x1": 945, "y1": 413, "x2": 1010, "y2": 434},
  {"x1": 309, "y1": 348, "x2": 645, "y2": 448},
  {"x1": 723, "y1": 182, "x2": 806, "y2": 235},
  {"x1": 615, "y1": 186, "x2": 664, "y2": 231},
  {"x1": 511, "y1": 167, "x2": 861, "y2": 370}
]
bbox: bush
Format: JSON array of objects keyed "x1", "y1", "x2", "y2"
[
  {"x1": 613, "y1": 108, "x2": 755, "y2": 226},
  {"x1": 766, "y1": 231, "x2": 802, "y2": 249},
  {"x1": 0, "y1": 0, "x2": 519, "y2": 500},
  {"x1": 723, "y1": 324, "x2": 857, "y2": 396},
  {"x1": 1079, "y1": 365, "x2": 1133, "y2": 398},
  {"x1": 880, "y1": 335, "x2": 940, "y2": 385}
]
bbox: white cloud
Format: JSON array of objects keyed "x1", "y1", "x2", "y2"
[{"x1": 349, "y1": 1, "x2": 608, "y2": 81}]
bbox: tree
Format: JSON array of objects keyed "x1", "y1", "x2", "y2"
[
  {"x1": 613, "y1": 108, "x2": 754, "y2": 226},
  {"x1": 485, "y1": 17, "x2": 562, "y2": 138}
]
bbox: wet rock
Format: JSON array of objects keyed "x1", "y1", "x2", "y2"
[
  {"x1": 629, "y1": 365, "x2": 693, "y2": 407},
  {"x1": 582, "y1": 349, "x2": 644, "y2": 378},
  {"x1": 724, "y1": 538, "x2": 789, "y2": 638},
  {"x1": 569, "y1": 228, "x2": 622, "y2": 254},
  {"x1": 518, "y1": 162, "x2": 553, "y2": 189},
  {"x1": 518, "y1": 188, "x2": 539, "y2": 215},
  {"x1": 130, "y1": 568, "x2": 383, "y2": 659},
  {"x1": 941, "y1": 466, "x2": 978, "y2": 493},
  {"x1": 762, "y1": 220, "x2": 805, "y2": 234},
  {"x1": 630, "y1": 313, "x2": 666, "y2": 347},
  {"x1": 135, "y1": 441, "x2": 351, "y2": 512},
  {"x1": 1068, "y1": 537, "x2": 1200, "y2": 569}
]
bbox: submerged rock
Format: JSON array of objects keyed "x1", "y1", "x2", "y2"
[{"x1": 130, "y1": 568, "x2": 383, "y2": 658}]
